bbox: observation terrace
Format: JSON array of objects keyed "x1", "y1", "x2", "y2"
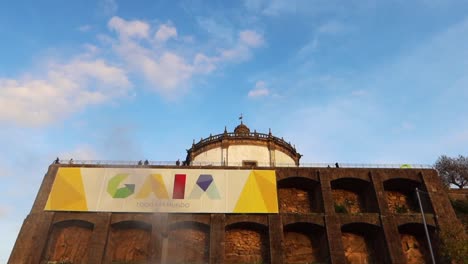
[{"x1": 55, "y1": 159, "x2": 433, "y2": 169}]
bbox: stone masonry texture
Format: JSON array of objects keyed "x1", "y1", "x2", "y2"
[{"x1": 8, "y1": 165, "x2": 465, "y2": 264}]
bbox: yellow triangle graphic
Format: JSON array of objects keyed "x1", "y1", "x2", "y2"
[
  {"x1": 254, "y1": 170, "x2": 279, "y2": 213},
  {"x1": 233, "y1": 171, "x2": 268, "y2": 213},
  {"x1": 135, "y1": 174, "x2": 169, "y2": 199},
  {"x1": 45, "y1": 168, "x2": 87, "y2": 211}
]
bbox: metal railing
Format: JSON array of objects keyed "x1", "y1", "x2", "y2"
[
  {"x1": 192, "y1": 132, "x2": 297, "y2": 151},
  {"x1": 56, "y1": 160, "x2": 433, "y2": 169}
]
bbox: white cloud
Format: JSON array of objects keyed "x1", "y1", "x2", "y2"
[
  {"x1": 296, "y1": 20, "x2": 351, "y2": 60},
  {"x1": 194, "y1": 53, "x2": 217, "y2": 74},
  {"x1": 0, "y1": 57, "x2": 130, "y2": 126},
  {"x1": 217, "y1": 30, "x2": 265, "y2": 62},
  {"x1": 262, "y1": 0, "x2": 297, "y2": 16},
  {"x1": 99, "y1": 0, "x2": 118, "y2": 16},
  {"x1": 141, "y1": 52, "x2": 194, "y2": 93},
  {"x1": 78, "y1": 25, "x2": 92, "y2": 32},
  {"x1": 297, "y1": 37, "x2": 319, "y2": 57},
  {"x1": 317, "y1": 20, "x2": 350, "y2": 35},
  {"x1": 0, "y1": 16, "x2": 266, "y2": 126},
  {"x1": 107, "y1": 17, "x2": 264, "y2": 97},
  {"x1": 155, "y1": 24, "x2": 177, "y2": 42},
  {"x1": 111, "y1": 37, "x2": 194, "y2": 97},
  {"x1": 82, "y1": 44, "x2": 100, "y2": 56},
  {"x1": 240, "y1": 30, "x2": 264, "y2": 47},
  {"x1": 196, "y1": 17, "x2": 235, "y2": 44},
  {"x1": 248, "y1": 81, "x2": 270, "y2": 98},
  {"x1": 108, "y1": 16, "x2": 150, "y2": 39}
]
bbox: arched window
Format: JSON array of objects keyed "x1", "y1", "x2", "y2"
[
  {"x1": 106, "y1": 221, "x2": 152, "y2": 263},
  {"x1": 43, "y1": 220, "x2": 94, "y2": 263},
  {"x1": 166, "y1": 221, "x2": 210, "y2": 264},
  {"x1": 278, "y1": 177, "x2": 322, "y2": 213},
  {"x1": 225, "y1": 222, "x2": 270, "y2": 263},
  {"x1": 283, "y1": 223, "x2": 328, "y2": 263},
  {"x1": 384, "y1": 179, "x2": 433, "y2": 214},
  {"x1": 399, "y1": 223, "x2": 438, "y2": 264},
  {"x1": 341, "y1": 223, "x2": 389, "y2": 264},
  {"x1": 332, "y1": 178, "x2": 378, "y2": 213}
]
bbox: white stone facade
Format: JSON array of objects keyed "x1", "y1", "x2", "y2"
[{"x1": 191, "y1": 145, "x2": 296, "y2": 167}]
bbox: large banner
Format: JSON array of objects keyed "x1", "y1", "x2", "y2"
[{"x1": 45, "y1": 167, "x2": 278, "y2": 213}]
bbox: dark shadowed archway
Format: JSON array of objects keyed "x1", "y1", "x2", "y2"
[{"x1": 283, "y1": 222, "x2": 328, "y2": 263}]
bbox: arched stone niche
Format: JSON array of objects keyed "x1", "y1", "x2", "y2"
[
  {"x1": 283, "y1": 222, "x2": 328, "y2": 263},
  {"x1": 278, "y1": 177, "x2": 323, "y2": 213},
  {"x1": 383, "y1": 179, "x2": 433, "y2": 214},
  {"x1": 225, "y1": 222, "x2": 270, "y2": 264},
  {"x1": 42, "y1": 220, "x2": 94, "y2": 264},
  {"x1": 341, "y1": 223, "x2": 389, "y2": 264},
  {"x1": 331, "y1": 178, "x2": 378, "y2": 214},
  {"x1": 399, "y1": 223, "x2": 438, "y2": 264},
  {"x1": 166, "y1": 221, "x2": 210, "y2": 264},
  {"x1": 106, "y1": 220, "x2": 152, "y2": 263}
]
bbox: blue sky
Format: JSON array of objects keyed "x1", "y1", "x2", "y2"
[{"x1": 1, "y1": 0, "x2": 468, "y2": 261}]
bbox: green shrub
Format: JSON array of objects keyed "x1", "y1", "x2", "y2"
[
  {"x1": 335, "y1": 204, "x2": 347, "y2": 213},
  {"x1": 395, "y1": 204, "x2": 408, "y2": 214},
  {"x1": 439, "y1": 223, "x2": 468, "y2": 264}
]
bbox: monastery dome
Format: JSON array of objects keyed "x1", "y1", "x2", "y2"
[
  {"x1": 186, "y1": 121, "x2": 301, "y2": 167},
  {"x1": 234, "y1": 122, "x2": 250, "y2": 134}
]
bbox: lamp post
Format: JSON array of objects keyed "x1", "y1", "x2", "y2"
[{"x1": 415, "y1": 188, "x2": 436, "y2": 264}]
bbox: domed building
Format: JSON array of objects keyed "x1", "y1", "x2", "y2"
[
  {"x1": 186, "y1": 121, "x2": 301, "y2": 167},
  {"x1": 8, "y1": 121, "x2": 465, "y2": 264}
]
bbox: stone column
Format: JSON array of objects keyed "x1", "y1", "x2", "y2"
[
  {"x1": 210, "y1": 213, "x2": 225, "y2": 264},
  {"x1": 87, "y1": 212, "x2": 112, "y2": 263},
  {"x1": 319, "y1": 170, "x2": 346, "y2": 263},
  {"x1": 268, "y1": 214, "x2": 284, "y2": 264},
  {"x1": 371, "y1": 171, "x2": 406, "y2": 263},
  {"x1": 221, "y1": 140, "x2": 229, "y2": 166},
  {"x1": 268, "y1": 142, "x2": 276, "y2": 167},
  {"x1": 152, "y1": 213, "x2": 168, "y2": 264}
]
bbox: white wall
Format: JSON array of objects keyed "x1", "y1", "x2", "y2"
[
  {"x1": 274, "y1": 150, "x2": 296, "y2": 166},
  {"x1": 227, "y1": 145, "x2": 270, "y2": 166},
  {"x1": 192, "y1": 147, "x2": 222, "y2": 165},
  {"x1": 192, "y1": 144, "x2": 296, "y2": 167}
]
